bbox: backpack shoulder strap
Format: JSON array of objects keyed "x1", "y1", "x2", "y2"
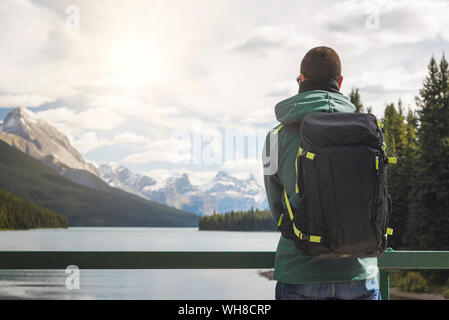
[{"x1": 272, "y1": 124, "x2": 284, "y2": 135}]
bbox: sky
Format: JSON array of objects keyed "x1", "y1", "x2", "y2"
[{"x1": 1, "y1": 0, "x2": 448, "y2": 184}]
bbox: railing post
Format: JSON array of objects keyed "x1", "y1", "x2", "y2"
[{"x1": 379, "y1": 269, "x2": 390, "y2": 300}]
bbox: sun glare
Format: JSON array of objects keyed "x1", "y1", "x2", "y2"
[{"x1": 106, "y1": 34, "x2": 163, "y2": 87}]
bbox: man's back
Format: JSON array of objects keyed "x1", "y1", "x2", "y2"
[
  {"x1": 263, "y1": 89, "x2": 379, "y2": 285},
  {"x1": 263, "y1": 46, "x2": 382, "y2": 300}
]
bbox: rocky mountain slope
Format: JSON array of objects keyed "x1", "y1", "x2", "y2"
[{"x1": 0, "y1": 107, "x2": 105, "y2": 190}]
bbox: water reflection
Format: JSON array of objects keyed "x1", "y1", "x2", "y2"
[{"x1": 0, "y1": 228, "x2": 279, "y2": 299}]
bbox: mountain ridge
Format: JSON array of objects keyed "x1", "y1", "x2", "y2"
[
  {"x1": 0, "y1": 107, "x2": 105, "y2": 190},
  {"x1": 99, "y1": 163, "x2": 268, "y2": 215},
  {"x1": 0, "y1": 139, "x2": 199, "y2": 227},
  {"x1": 0, "y1": 107, "x2": 268, "y2": 216}
]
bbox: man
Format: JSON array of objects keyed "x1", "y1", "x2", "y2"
[{"x1": 263, "y1": 46, "x2": 380, "y2": 300}]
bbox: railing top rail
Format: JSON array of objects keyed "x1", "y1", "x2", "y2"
[
  {"x1": 0, "y1": 251, "x2": 274, "y2": 269},
  {"x1": 0, "y1": 250, "x2": 449, "y2": 270},
  {"x1": 378, "y1": 250, "x2": 449, "y2": 270}
]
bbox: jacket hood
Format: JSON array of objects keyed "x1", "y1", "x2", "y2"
[{"x1": 275, "y1": 90, "x2": 356, "y2": 124}]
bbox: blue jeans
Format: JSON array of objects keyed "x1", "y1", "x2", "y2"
[{"x1": 275, "y1": 276, "x2": 381, "y2": 300}]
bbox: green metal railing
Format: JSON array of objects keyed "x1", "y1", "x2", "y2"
[{"x1": 1, "y1": 249, "x2": 449, "y2": 300}]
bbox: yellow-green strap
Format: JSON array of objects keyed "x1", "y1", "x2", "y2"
[
  {"x1": 309, "y1": 235, "x2": 323, "y2": 243},
  {"x1": 295, "y1": 147, "x2": 303, "y2": 194},
  {"x1": 295, "y1": 149, "x2": 317, "y2": 194},
  {"x1": 283, "y1": 189, "x2": 295, "y2": 221},
  {"x1": 305, "y1": 152, "x2": 317, "y2": 160},
  {"x1": 377, "y1": 119, "x2": 383, "y2": 129},
  {"x1": 283, "y1": 189, "x2": 322, "y2": 243},
  {"x1": 387, "y1": 157, "x2": 397, "y2": 164},
  {"x1": 384, "y1": 228, "x2": 393, "y2": 239},
  {"x1": 277, "y1": 215, "x2": 283, "y2": 227},
  {"x1": 273, "y1": 124, "x2": 284, "y2": 135},
  {"x1": 283, "y1": 189, "x2": 302, "y2": 238}
]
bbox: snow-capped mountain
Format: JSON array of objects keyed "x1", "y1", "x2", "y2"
[
  {"x1": 99, "y1": 163, "x2": 268, "y2": 215},
  {"x1": 204, "y1": 171, "x2": 268, "y2": 214},
  {"x1": 99, "y1": 162, "x2": 156, "y2": 197},
  {"x1": 144, "y1": 173, "x2": 218, "y2": 216},
  {"x1": 0, "y1": 107, "x2": 106, "y2": 190},
  {"x1": 0, "y1": 107, "x2": 269, "y2": 215}
]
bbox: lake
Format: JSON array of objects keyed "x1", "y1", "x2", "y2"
[{"x1": 0, "y1": 227, "x2": 279, "y2": 300}]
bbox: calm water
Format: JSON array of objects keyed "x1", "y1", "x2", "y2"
[{"x1": 0, "y1": 227, "x2": 279, "y2": 299}]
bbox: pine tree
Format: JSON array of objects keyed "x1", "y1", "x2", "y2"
[
  {"x1": 349, "y1": 88, "x2": 364, "y2": 112},
  {"x1": 406, "y1": 54, "x2": 449, "y2": 251},
  {"x1": 382, "y1": 101, "x2": 417, "y2": 248}
]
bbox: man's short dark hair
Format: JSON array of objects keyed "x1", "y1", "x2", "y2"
[{"x1": 300, "y1": 46, "x2": 341, "y2": 82}]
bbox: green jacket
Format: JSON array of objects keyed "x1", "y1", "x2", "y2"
[{"x1": 263, "y1": 90, "x2": 378, "y2": 284}]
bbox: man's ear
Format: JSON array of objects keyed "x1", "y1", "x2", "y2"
[
  {"x1": 338, "y1": 75, "x2": 343, "y2": 89},
  {"x1": 300, "y1": 73, "x2": 307, "y2": 82}
]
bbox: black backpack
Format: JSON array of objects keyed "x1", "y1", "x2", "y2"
[{"x1": 278, "y1": 112, "x2": 396, "y2": 258}]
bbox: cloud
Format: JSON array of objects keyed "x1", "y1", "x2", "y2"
[
  {"x1": 75, "y1": 108, "x2": 125, "y2": 131},
  {"x1": 344, "y1": 67, "x2": 426, "y2": 93},
  {"x1": 317, "y1": 0, "x2": 449, "y2": 51},
  {"x1": 37, "y1": 107, "x2": 77, "y2": 122},
  {"x1": 87, "y1": 95, "x2": 148, "y2": 116},
  {"x1": 0, "y1": 0, "x2": 83, "y2": 100},
  {"x1": 123, "y1": 138, "x2": 192, "y2": 164},
  {"x1": 227, "y1": 24, "x2": 318, "y2": 52},
  {"x1": 0, "y1": 94, "x2": 52, "y2": 108},
  {"x1": 37, "y1": 106, "x2": 125, "y2": 152},
  {"x1": 86, "y1": 93, "x2": 199, "y2": 132},
  {"x1": 73, "y1": 131, "x2": 111, "y2": 154},
  {"x1": 2, "y1": 0, "x2": 448, "y2": 177},
  {"x1": 113, "y1": 132, "x2": 150, "y2": 144},
  {"x1": 265, "y1": 80, "x2": 298, "y2": 98},
  {"x1": 38, "y1": 106, "x2": 125, "y2": 133},
  {"x1": 343, "y1": 66, "x2": 427, "y2": 114}
]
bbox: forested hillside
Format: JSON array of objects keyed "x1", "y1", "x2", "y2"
[
  {"x1": 0, "y1": 188, "x2": 68, "y2": 230},
  {"x1": 354, "y1": 55, "x2": 449, "y2": 253},
  {"x1": 198, "y1": 208, "x2": 276, "y2": 231},
  {"x1": 351, "y1": 54, "x2": 449, "y2": 294},
  {"x1": 0, "y1": 140, "x2": 199, "y2": 227}
]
